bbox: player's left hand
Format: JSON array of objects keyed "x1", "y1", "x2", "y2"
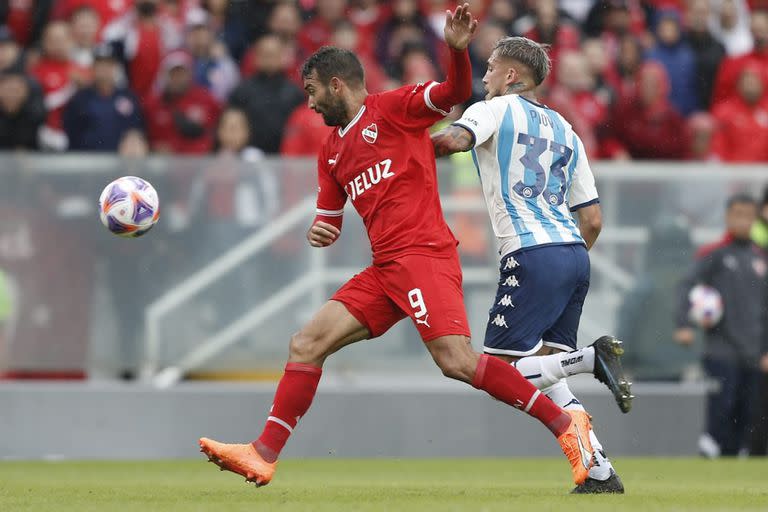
[{"x1": 444, "y1": 3, "x2": 478, "y2": 51}]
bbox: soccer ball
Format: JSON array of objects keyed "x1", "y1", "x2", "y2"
[
  {"x1": 688, "y1": 284, "x2": 723, "y2": 327},
  {"x1": 98, "y1": 176, "x2": 159, "y2": 237}
]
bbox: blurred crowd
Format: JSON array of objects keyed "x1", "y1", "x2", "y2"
[{"x1": 3, "y1": 0, "x2": 768, "y2": 161}]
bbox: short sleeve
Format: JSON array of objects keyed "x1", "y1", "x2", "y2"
[
  {"x1": 568, "y1": 135, "x2": 599, "y2": 211},
  {"x1": 375, "y1": 82, "x2": 447, "y2": 131},
  {"x1": 316, "y1": 149, "x2": 347, "y2": 218},
  {"x1": 452, "y1": 101, "x2": 498, "y2": 147}
]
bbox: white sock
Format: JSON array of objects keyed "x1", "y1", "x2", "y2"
[
  {"x1": 542, "y1": 379, "x2": 613, "y2": 481},
  {"x1": 513, "y1": 347, "x2": 595, "y2": 388}
]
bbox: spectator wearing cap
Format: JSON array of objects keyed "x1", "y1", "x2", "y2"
[
  {"x1": 713, "y1": 9, "x2": 768, "y2": 106},
  {"x1": 63, "y1": 44, "x2": 143, "y2": 152},
  {"x1": 604, "y1": 61, "x2": 690, "y2": 159},
  {"x1": 185, "y1": 8, "x2": 239, "y2": 103},
  {"x1": 647, "y1": 9, "x2": 699, "y2": 116},
  {"x1": 0, "y1": 71, "x2": 46, "y2": 149},
  {"x1": 29, "y1": 21, "x2": 88, "y2": 151},
  {"x1": 685, "y1": 0, "x2": 726, "y2": 109},
  {"x1": 144, "y1": 50, "x2": 221, "y2": 154},
  {"x1": 228, "y1": 35, "x2": 303, "y2": 154},
  {"x1": 70, "y1": 6, "x2": 101, "y2": 69},
  {"x1": 711, "y1": 66, "x2": 768, "y2": 161},
  {"x1": 0, "y1": 26, "x2": 24, "y2": 73},
  {"x1": 0, "y1": 0, "x2": 54, "y2": 47}
]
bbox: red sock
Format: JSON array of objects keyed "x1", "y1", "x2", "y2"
[
  {"x1": 252, "y1": 363, "x2": 322, "y2": 462},
  {"x1": 472, "y1": 354, "x2": 571, "y2": 436}
]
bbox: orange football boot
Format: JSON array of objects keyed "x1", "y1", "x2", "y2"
[
  {"x1": 556, "y1": 410, "x2": 595, "y2": 485},
  {"x1": 199, "y1": 437, "x2": 277, "y2": 487}
]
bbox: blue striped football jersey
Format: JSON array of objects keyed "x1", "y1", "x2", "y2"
[{"x1": 454, "y1": 94, "x2": 599, "y2": 256}]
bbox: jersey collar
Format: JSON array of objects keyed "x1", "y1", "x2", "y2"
[{"x1": 338, "y1": 105, "x2": 366, "y2": 138}]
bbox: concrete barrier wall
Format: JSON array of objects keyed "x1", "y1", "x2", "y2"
[{"x1": 0, "y1": 376, "x2": 706, "y2": 460}]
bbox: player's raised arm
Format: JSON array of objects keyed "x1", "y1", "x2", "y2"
[{"x1": 402, "y1": 3, "x2": 476, "y2": 121}]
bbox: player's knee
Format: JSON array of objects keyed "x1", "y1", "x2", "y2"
[{"x1": 288, "y1": 331, "x2": 325, "y2": 363}]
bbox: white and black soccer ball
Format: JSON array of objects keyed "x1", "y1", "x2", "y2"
[
  {"x1": 98, "y1": 176, "x2": 160, "y2": 237},
  {"x1": 688, "y1": 284, "x2": 723, "y2": 327}
]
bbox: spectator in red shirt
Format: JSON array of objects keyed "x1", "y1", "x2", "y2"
[
  {"x1": 280, "y1": 103, "x2": 333, "y2": 157},
  {"x1": 522, "y1": 0, "x2": 581, "y2": 78},
  {"x1": 604, "y1": 61, "x2": 690, "y2": 159},
  {"x1": 0, "y1": 0, "x2": 54, "y2": 46},
  {"x1": 712, "y1": 9, "x2": 768, "y2": 106},
  {"x1": 52, "y1": 0, "x2": 132, "y2": 34},
  {"x1": 30, "y1": 21, "x2": 88, "y2": 151},
  {"x1": 103, "y1": 0, "x2": 165, "y2": 102},
  {"x1": 688, "y1": 111, "x2": 717, "y2": 160},
  {"x1": 349, "y1": 0, "x2": 387, "y2": 59},
  {"x1": 545, "y1": 50, "x2": 604, "y2": 158},
  {"x1": 298, "y1": 0, "x2": 347, "y2": 59},
  {"x1": 330, "y1": 20, "x2": 389, "y2": 93},
  {"x1": 711, "y1": 66, "x2": 768, "y2": 161},
  {"x1": 144, "y1": 50, "x2": 221, "y2": 154}
]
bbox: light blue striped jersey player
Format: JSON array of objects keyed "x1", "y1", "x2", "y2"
[{"x1": 453, "y1": 94, "x2": 599, "y2": 257}]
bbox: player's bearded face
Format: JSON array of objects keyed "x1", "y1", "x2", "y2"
[{"x1": 314, "y1": 89, "x2": 347, "y2": 127}]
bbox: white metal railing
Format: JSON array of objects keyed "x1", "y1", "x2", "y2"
[
  {"x1": 142, "y1": 198, "x2": 663, "y2": 387},
  {"x1": 141, "y1": 196, "x2": 316, "y2": 380}
]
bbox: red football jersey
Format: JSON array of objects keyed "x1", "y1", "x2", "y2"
[{"x1": 316, "y1": 82, "x2": 457, "y2": 265}]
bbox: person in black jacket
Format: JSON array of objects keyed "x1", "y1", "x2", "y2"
[
  {"x1": 684, "y1": 0, "x2": 726, "y2": 109},
  {"x1": 0, "y1": 71, "x2": 45, "y2": 149},
  {"x1": 63, "y1": 44, "x2": 144, "y2": 151},
  {"x1": 228, "y1": 34, "x2": 303, "y2": 154},
  {"x1": 675, "y1": 194, "x2": 768, "y2": 457}
]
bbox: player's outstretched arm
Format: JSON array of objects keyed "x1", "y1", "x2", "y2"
[
  {"x1": 307, "y1": 221, "x2": 340, "y2": 248},
  {"x1": 431, "y1": 125, "x2": 474, "y2": 157}
]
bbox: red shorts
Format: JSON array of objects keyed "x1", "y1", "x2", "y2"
[{"x1": 331, "y1": 252, "x2": 471, "y2": 342}]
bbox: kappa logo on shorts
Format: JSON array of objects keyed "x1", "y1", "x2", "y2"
[
  {"x1": 503, "y1": 275, "x2": 520, "y2": 287},
  {"x1": 498, "y1": 295, "x2": 514, "y2": 307},
  {"x1": 504, "y1": 257, "x2": 520, "y2": 270},
  {"x1": 491, "y1": 314, "x2": 508, "y2": 328}
]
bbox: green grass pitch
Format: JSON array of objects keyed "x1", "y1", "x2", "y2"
[{"x1": 0, "y1": 458, "x2": 766, "y2": 511}]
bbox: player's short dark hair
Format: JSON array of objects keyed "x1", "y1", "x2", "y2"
[
  {"x1": 726, "y1": 193, "x2": 757, "y2": 210},
  {"x1": 493, "y1": 36, "x2": 551, "y2": 86},
  {"x1": 301, "y1": 46, "x2": 365, "y2": 87}
]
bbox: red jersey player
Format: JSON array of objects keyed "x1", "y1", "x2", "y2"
[{"x1": 199, "y1": 4, "x2": 594, "y2": 488}]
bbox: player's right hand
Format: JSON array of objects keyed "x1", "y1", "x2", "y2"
[{"x1": 307, "y1": 221, "x2": 340, "y2": 247}]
